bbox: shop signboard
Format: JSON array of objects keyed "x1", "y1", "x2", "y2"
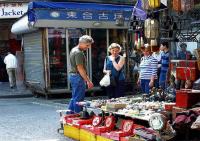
[
  {"x1": 34, "y1": 9, "x2": 131, "y2": 22},
  {"x1": 0, "y1": 3, "x2": 28, "y2": 19}
]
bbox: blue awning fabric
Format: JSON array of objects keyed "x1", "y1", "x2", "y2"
[
  {"x1": 28, "y1": 1, "x2": 134, "y2": 11},
  {"x1": 28, "y1": 1, "x2": 135, "y2": 22}
]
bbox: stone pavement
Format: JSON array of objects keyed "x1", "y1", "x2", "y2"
[{"x1": 0, "y1": 82, "x2": 33, "y2": 98}]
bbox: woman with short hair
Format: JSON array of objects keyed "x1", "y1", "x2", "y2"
[
  {"x1": 137, "y1": 44, "x2": 158, "y2": 94},
  {"x1": 103, "y1": 43, "x2": 125, "y2": 98}
]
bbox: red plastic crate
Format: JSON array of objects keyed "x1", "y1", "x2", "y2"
[{"x1": 176, "y1": 90, "x2": 200, "y2": 108}]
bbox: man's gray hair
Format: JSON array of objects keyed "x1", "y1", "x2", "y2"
[{"x1": 79, "y1": 35, "x2": 94, "y2": 44}]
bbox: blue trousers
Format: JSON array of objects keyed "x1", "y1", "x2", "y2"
[
  {"x1": 68, "y1": 74, "x2": 86, "y2": 113},
  {"x1": 140, "y1": 79, "x2": 150, "y2": 94},
  {"x1": 159, "y1": 72, "x2": 167, "y2": 89},
  {"x1": 106, "y1": 80, "x2": 125, "y2": 99}
]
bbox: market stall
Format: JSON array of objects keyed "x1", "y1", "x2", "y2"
[{"x1": 57, "y1": 0, "x2": 200, "y2": 140}]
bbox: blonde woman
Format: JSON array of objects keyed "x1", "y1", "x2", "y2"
[{"x1": 103, "y1": 43, "x2": 125, "y2": 98}]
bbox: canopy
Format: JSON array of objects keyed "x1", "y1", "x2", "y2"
[
  {"x1": 27, "y1": 1, "x2": 134, "y2": 22},
  {"x1": 12, "y1": 1, "x2": 148, "y2": 34}
]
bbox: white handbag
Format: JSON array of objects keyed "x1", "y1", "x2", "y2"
[{"x1": 99, "y1": 73, "x2": 110, "y2": 87}]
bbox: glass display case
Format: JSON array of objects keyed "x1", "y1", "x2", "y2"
[{"x1": 48, "y1": 28, "x2": 67, "y2": 88}]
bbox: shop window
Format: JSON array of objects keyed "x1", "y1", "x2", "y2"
[
  {"x1": 68, "y1": 28, "x2": 86, "y2": 52},
  {"x1": 91, "y1": 29, "x2": 107, "y2": 86},
  {"x1": 109, "y1": 29, "x2": 125, "y2": 53},
  {"x1": 48, "y1": 28, "x2": 67, "y2": 89}
]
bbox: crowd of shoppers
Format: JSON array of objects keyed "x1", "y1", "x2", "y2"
[{"x1": 67, "y1": 34, "x2": 195, "y2": 114}]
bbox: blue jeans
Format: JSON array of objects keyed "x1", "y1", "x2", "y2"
[
  {"x1": 140, "y1": 79, "x2": 150, "y2": 94},
  {"x1": 68, "y1": 74, "x2": 86, "y2": 113},
  {"x1": 159, "y1": 72, "x2": 167, "y2": 89}
]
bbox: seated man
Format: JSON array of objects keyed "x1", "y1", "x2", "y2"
[{"x1": 177, "y1": 43, "x2": 192, "y2": 60}]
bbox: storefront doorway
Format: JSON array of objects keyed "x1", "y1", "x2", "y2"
[
  {"x1": 47, "y1": 28, "x2": 127, "y2": 89},
  {"x1": 91, "y1": 29, "x2": 107, "y2": 86}
]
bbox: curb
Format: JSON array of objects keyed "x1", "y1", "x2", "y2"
[{"x1": 0, "y1": 94, "x2": 33, "y2": 99}]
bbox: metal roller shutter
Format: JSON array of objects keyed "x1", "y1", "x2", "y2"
[{"x1": 23, "y1": 31, "x2": 45, "y2": 88}]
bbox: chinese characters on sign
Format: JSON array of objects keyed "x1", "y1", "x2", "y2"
[
  {"x1": 0, "y1": 3, "x2": 28, "y2": 19},
  {"x1": 48, "y1": 10, "x2": 130, "y2": 21}
]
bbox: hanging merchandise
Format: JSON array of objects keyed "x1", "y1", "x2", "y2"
[
  {"x1": 137, "y1": 32, "x2": 141, "y2": 50},
  {"x1": 134, "y1": 32, "x2": 138, "y2": 49},
  {"x1": 144, "y1": 18, "x2": 159, "y2": 39},
  {"x1": 150, "y1": 39, "x2": 159, "y2": 52},
  {"x1": 142, "y1": 0, "x2": 150, "y2": 10},
  {"x1": 148, "y1": 0, "x2": 161, "y2": 9},
  {"x1": 181, "y1": 0, "x2": 194, "y2": 12},
  {"x1": 173, "y1": 0, "x2": 181, "y2": 12},
  {"x1": 140, "y1": 36, "x2": 144, "y2": 50},
  {"x1": 173, "y1": 0, "x2": 194, "y2": 12}
]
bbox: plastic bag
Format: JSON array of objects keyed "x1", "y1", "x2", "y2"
[{"x1": 99, "y1": 73, "x2": 110, "y2": 87}]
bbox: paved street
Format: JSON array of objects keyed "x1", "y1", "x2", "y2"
[
  {"x1": 0, "y1": 82, "x2": 32, "y2": 98},
  {"x1": 0, "y1": 97, "x2": 75, "y2": 141}
]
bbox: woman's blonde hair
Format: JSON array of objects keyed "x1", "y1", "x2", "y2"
[{"x1": 108, "y1": 43, "x2": 121, "y2": 52}]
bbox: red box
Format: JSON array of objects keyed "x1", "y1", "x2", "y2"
[
  {"x1": 81, "y1": 116, "x2": 116, "y2": 135},
  {"x1": 176, "y1": 67, "x2": 197, "y2": 81},
  {"x1": 164, "y1": 103, "x2": 176, "y2": 111},
  {"x1": 176, "y1": 90, "x2": 200, "y2": 108},
  {"x1": 64, "y1": 114, "x2": 80, "y2": 122},
  {"x1": 72, "y1": 118, "x2": 93, "y2": 128},
  {"x1": 120, "y1": 136, "x2": 130, "y2": 141},
  {"x1": 179, "y1": 60, "x2": 197, "y2": 68},
  {"x1": 66, "y1": 117, "x2": 93, "y2": 128},
  {"x1": 101, "y1": 120, "x2": 134, "y2": 141}
]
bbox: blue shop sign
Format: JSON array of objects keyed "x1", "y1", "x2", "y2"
[{"x1": 34, "y1": 9, "x2": 132, "y2": 21}]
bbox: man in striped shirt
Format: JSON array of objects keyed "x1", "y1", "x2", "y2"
[
  {"x1": 159, "y1": 42, "x2": 170, "y2": 89},
  {"x1": 138, "y1": 44, "x2": 158, "y2": 94}
]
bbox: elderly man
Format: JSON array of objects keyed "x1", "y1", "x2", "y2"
[
  {"x1": 4, "y1": 52, "x2": 17, "y2": 88},
  {"x1": 68, "y1": 35, "x2": 94, "y2": 114}
]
